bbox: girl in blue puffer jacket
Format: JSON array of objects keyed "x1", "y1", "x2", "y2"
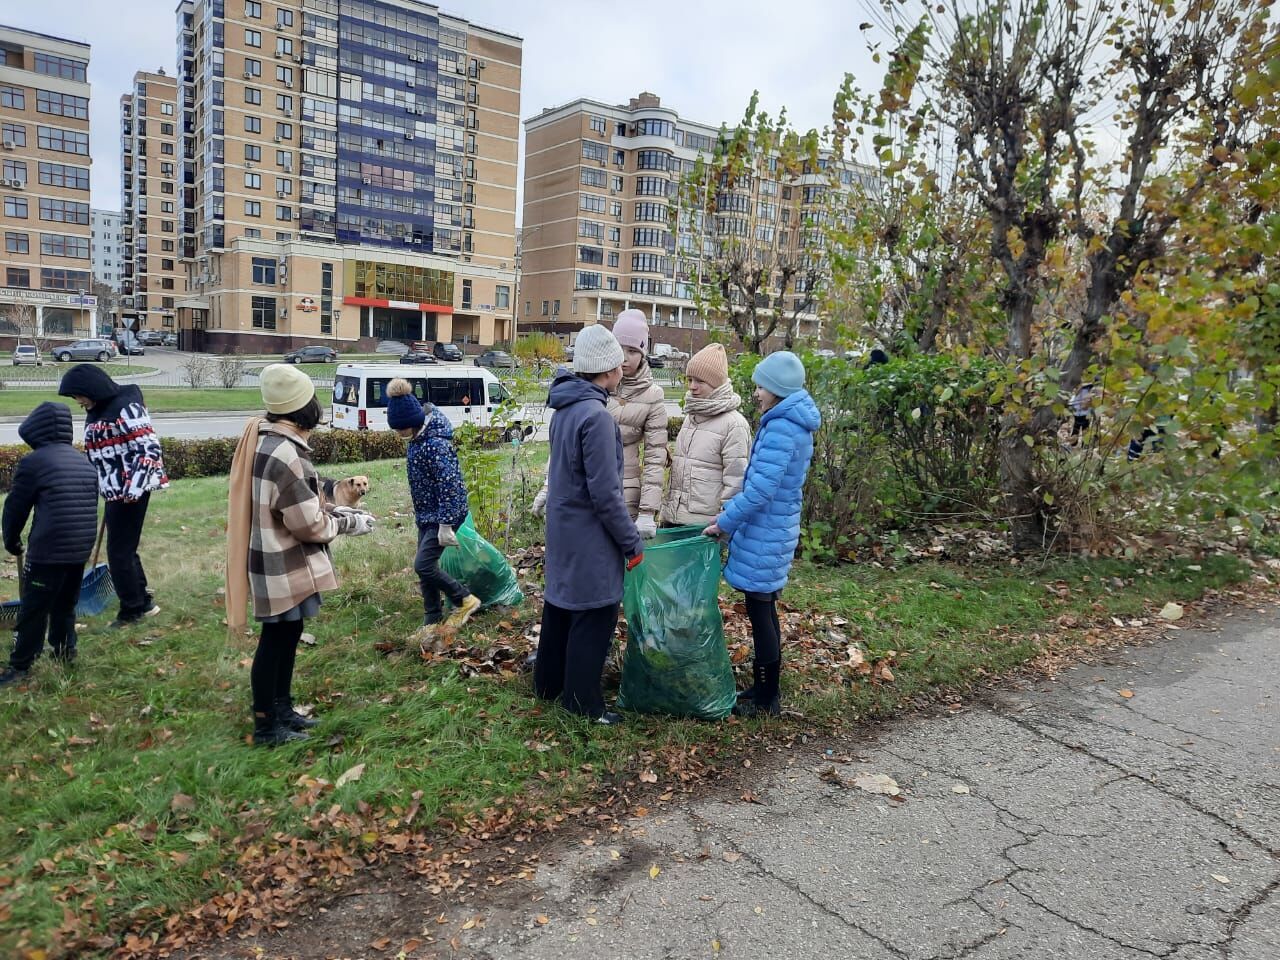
[{"x1": 704, "y1": 352, "x2": 821, "y2": 717}]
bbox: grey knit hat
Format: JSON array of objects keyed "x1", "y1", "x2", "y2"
[{"x1": 572, "y1": 324, "x2": 625, "y2": 375}]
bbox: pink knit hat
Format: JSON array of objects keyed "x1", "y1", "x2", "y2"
[{"x1": 612, "y1": 309, "x2": 649, "y2": 351}]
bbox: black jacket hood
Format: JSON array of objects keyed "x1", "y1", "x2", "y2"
[
  {"x1": 58, "y1": 364, "x2": 121, "y2": 407},
  {"x1": 18, "y1": 401, "x2": 74, "y2": 449}
]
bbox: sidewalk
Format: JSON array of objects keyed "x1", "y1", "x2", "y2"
[{"x1": 195, "y1": 600, "x2": 1280, "y2": 959}]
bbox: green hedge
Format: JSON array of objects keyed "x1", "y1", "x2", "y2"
[{"x1": 0, "y1": 432, "x2": 410, "y2": 494}]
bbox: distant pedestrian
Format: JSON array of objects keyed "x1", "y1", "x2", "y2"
[
  {"x1": 1069, "y1": 383, "x2": 1096, "y2": 439},
  {"x1": 58, "y1": 365, "x2": 167, "y2": 627},
  {"x1": 661, "y1": 343, "x2": 751, "y2": 528},
  {"x1": 384, "y1": 378, "x2": 481, "y2": 632},
  {"x1": 0, "y1": 402, "x2": 99, "y2": 687},
  {"x1": 226, "y1": 364, "x2": 375, "y2": 746},
  {"x1": 703, "y1": 352, "x2": 821, "y2": 718},
  {"x1": 535, "y1": 324, "x2": 643, "y2": 725}
]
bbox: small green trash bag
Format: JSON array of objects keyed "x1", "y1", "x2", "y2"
[
  {"x1": 440, "y1": 515, "x2": 524, "y2": 609},
  {"x1": 617, "y1": 533, "x2": 735, "y2": 720}
]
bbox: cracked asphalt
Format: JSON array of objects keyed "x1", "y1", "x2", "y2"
[{"x1": 458, "y1": 606, "x2": 1279, "y2": 959}]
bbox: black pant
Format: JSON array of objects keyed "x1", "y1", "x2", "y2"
[
  {"x1": 534, "y1": 600, "x2": 619, "y2": 718},
  {"x1": 250, "y1": 618, "x2": 305, "y2": 715},
  {"x1": 105, "y1": 493, "x2": 152, "y2": 619},
  {"x1": 415, "y1": 522, "x2": 467, "y2": 624},
  {"x1": 743, "y1": 590, "x2": 781, "y2": 665},
  {"x1": 10, "y1": 560, "x2": 83, "y2": 670}
]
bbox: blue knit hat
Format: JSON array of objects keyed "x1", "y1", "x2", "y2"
[
  {"x1": 752, "y1": 351, "x2": 806, "y2": 399},
  {"x1": 385, "y1": 378, "x2": 425, "y2": 431}
]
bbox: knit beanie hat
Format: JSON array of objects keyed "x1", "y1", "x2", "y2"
[
  {"x1": 260, "y1": 363, "x2": 316, "y2": 414},
  {"x1": 573, "y1": 324, "x2": 625, "y2": 375},
  {"x1": 612, "y1": 309, "x2": 649, "y2": 351},
  {"x1": 385, "y1": 377, "x2": 426, "y2": 431},
  {"x1": 752, "y1": 351, "x2": 806, "y2": 399},
  {"x1": 685, "y1": 343, "x2": 729, "y2": 388}
]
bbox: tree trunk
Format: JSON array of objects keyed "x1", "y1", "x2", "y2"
[{"x1": 999, "y1": 415, "x2": 1045, "y2": 553}]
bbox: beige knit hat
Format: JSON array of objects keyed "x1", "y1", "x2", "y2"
[
  {"x1": 685, "y1": 343, "x2": 729, "y2": 388},
  {"x1": 260, "y1": 363, "x2": 316, "y2": 414}
]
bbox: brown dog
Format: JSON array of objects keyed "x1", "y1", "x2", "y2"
[{"x1": 320, "y1": 475, "x2": 370, "y2": 510}]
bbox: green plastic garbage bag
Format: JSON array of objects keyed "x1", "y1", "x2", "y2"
[
  {"x1": 617, "y1": 533, "x2": 735, "y2": 720},
  {"x1": 440, "y1": 515, "x2": 524, "y2": 609},
  {"x1": 651, "y1": 524, "x2": 706, "y2": 545}
]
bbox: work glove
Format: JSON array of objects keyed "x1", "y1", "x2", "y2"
[
  {"x1": 626, "y1": 553, "x2": 644, "y2": 572},
  {"x1": 438, "y1": 524, "x2": 458, "y2": 547},
  {"x1": 531, "y1": 484, "x2": 548, "y2": 517},
  {"x1": 635, "y1": 513, "x2": 658, "y2": 539},
  {"x1": 339, "y1": 511, "x2": 376, "y2": 536}
]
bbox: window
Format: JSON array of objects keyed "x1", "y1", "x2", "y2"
[
  {"x1": 610, "y1": 201, "x2": 622, "y2": 217},
  {"x1": 636, "y1": 119, "x2": 674, "y2": 139},
  {"x1": 2, "y1": 123, "x2": 26, "y2": 147},
  {"x1": 553, "y1": 299, "x2": 561, "y2": 315},
  {"x1": 1, "y1": 159, "x2": 26, "y2": 181},
  {"x1": 245, "y1": 200, "x2": 262, "y2": 217},
  {"x1": 634, "y1": 201, "x2": 667, "y2": 223},
  {"x1": 34, "y1": 53, "x2": 86, "y2": 82},
  {"x1": 580, "y1": 194, "x2": 606, "y2": 214},
  {"x1": 6, "y1": 267, "x2": 30, "y2": 288},
  {"x1": 161, "y1": 122, "x2": 174, "y2": 135},
  {"x1": 275, "y1": 177, "x2": 292, "y2": 194},
  {"x1": 162, "y1": 181, "x2": 174, "y2": 194},
  {"x1": 244, "y1": 116, "x2": 262, "y2": 133},
  {"x1": 276, "y1": 149, "x2": 290, "y2": 169},
  {"x1": 36, "y1": 90, "x2": 89, "y2": 119},
  {"x1": 276, "y1": 94, "x2": 293, "y2": 113},
  {"x1": 589, "y1": 114, "x2": 607, "y2": 134},
  {"x1": 1, "y1": 86, "x2": 25, "y2": 110},
  {"x1": 612, "y1": 175, "x2": 623, "y2": 192},
  {"x1": 41, "y1": 267, "x2": 90, "y2": 290},
  {"x1": 608, "y1": 226, "x2": 621, "y2": 243},
  {"x1": 572, "y1": 299, "x2": 578, "y2": 314},
  {"x1": 276, "y1": 8, "x2": 294, "y2": 27},
  {"x1": 582, "y1": 141, "x2": 606, "y2": 163},
  {"x1": 4, "y1": 197, "x2": 27, "y2": 218},
  {"x1": 5, "y1": 232, "x2": 28, "y2": 254},
  {"x1": 575, "y1": 271, "x2": 601, "y2": 290},
  {"x1": 37, "y1": 126, "x2": 89, "y2": 156},
  {"x1": 276, "y1": 37, "x2": 293, "y2": 57},
  {"x1": 162, "y1": 201, "x2": 175, "y2": 213},
  {"x1": 161, "y1": 102, "x2": 174, "y2": 116},
  {"x1": 495, "y1": 284, "x2": 510, "y2": 309},
  {"x1": 245, "y1": 1, "x2": 262, "y2": 17},
  {"x1": 632, "y1": 253, "x2": 668, "y2": 274},
  {"x1": 252, "y1": 256, "x2": 277, "y2": 284},
  {"x1": 245, "y1": 87, "x2": 262, "y2": 105},
  {"x1": 245, "y1": 144, "x2": 261, "y2": 161},
  {"x1": 275, "y1": 122, "x2": 292, "y2": 140},
  {"x1": 608, "y1": 251, "x2": 619, "y2": 268},
  {"x1": 244, "y1": 58, "x2": 262, "y2": 78},
  {"x1": 162, "y1": 258, "x2": 174, "y2": 270},
  {"x1": 461, "y1": 278, "x2": 472, "y2": 309},
  {"x1": 244, "y1": 228, "x2": 261, "y2": 238},
  {"x1": 276, "y1": 66, "x2": 293, "y2": 85},
  {"x1": 320, "y1": 262, "x2": 333, "y2": 334},
  {"x1": 541, "y1": 300, "x2": 549, "y2": 316},
  {"x1": 40, "y1": 233, "x2": 90, "y2": 258},
  {"x1": 581, "y1": 168, "x2": 606, "y2": 188},
  {"x1": 39, "y1": 198, "x2": 90, "y2": 224},
  {"x1": 251, "y1": 295, "x2": 277, "y2": 329},
  {"x1": 275, "y1": 205, "x2": 291, "y2": 221},
  {"x1": 636, "y1": 150, "x2": 669, "y2": 171},
  {"x1": 633, "y1": 228, "x2": 668, "y2": 247},
  {"x1": 245, "y1": 171, "x2": 261, "y2": 188},
  {"x1": 636, "y1": 176, "x2": 669, "y2": 197}
]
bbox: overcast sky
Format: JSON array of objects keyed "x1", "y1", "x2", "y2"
[{"x1": 9, "y1": 0, "x2": 879, "y2": 216}]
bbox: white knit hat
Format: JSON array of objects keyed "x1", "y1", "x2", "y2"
[
  {"x1": 260, "y1": 363, "x2": 316, "y2": 414},
  {"x1": 573, "y1": 324, "x2": 624, "y2": 375}
]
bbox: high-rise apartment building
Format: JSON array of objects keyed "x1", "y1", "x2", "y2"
[
  {"x1": 120, "y1": 69, "x2": 187, "y2": 333},
  {"x1": 522, "y1": 92, "x2": 870, "y2": 344},
  {"x1": 174, "y1": 0, "x2": 520, "y2": 353},
  {"x1": 0, "y1": 25, "x2": 97, "y2": 339},
  {"x1": 91, "y1": 208, "x2": 125, "y2": 290}
]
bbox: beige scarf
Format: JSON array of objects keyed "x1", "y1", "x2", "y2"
[
  {"x1": 225, "y1": 416, "x2": 263, "y2": 637},
  {"x1": 684, "y1": 381, "x2": 742, "y2": 419}
]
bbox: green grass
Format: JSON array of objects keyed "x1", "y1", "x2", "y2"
[
  {"x1": 0, "y1": 362, "x2": 156, "y2": 382},
  {"x1": 0, "y1": 388, "x2": 277, "y2": 417},
  {"x1": 0, "y1": 457, "x2": 1258, "y2": 955}
]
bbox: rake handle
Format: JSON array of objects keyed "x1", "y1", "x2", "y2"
[{"x1": 91, "y1": 512, "x2": 107, "y2": 568}]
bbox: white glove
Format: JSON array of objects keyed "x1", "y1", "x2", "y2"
[
  {"x1": 531, "y1": 484, "x2": 548, "y2": 517},
  {"x1": 341, "y1": 511, "x2": 375, "y2": 536},
  {"x1": 331, "y1": 506, "x2": 368, "y2": 518},
  {"x1": 437, "y1": 524, "x2": 458, "y2": 547},
  {"x1": 636, "y1": 513, "x2": 658, "y2": 539}
]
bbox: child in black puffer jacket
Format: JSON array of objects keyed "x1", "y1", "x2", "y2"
[{"x1": 0, "y1": 402, "x2": 99, "y2": 686}]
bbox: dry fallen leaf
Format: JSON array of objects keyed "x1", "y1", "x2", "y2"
[
  {"x1": 535, "y1": 914, "x2": 549, "y2": 925},
  {"x1": 1211, "y1": 874, "x2": 1231, "y2": 885},
  {"x1": 722, "y1": 851, "x2": 742, "y2": 863},
  {"x1": 639, "y1": 769, "x2": 658, "y2": 784},
  {"x1": 1118, "y1": 689, "x2": 1135, "y2": 699},
  {"x1": 648, "y1": 864, "x2": 661, "y2": 880},
  {"x1": 952, "y1": 784, "x2": 971, "y2": 795},
  {"x1": 1159, "y1": 602, "x2": 1184, "y2": 621},
  {"x1": 335, "y1": 762, "x2": 366, "y2": 788},
  {"x1": 852, "y1": 773, "x2": 901, "y2": 797}
]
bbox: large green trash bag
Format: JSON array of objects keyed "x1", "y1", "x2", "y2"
[
  {"x1": 440, "y1": 515, "x2": 524, "y2": 609},
  {"x1": 617, "y1": 533, "x2": 735, "y2": 720},
  {"x1": 651, "y1": 524, "x2": 706, "y2": 545}
]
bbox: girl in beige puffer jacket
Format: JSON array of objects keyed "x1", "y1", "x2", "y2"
[{"x1": 661, "y1": 343, "x2": 751, "y2": 527}]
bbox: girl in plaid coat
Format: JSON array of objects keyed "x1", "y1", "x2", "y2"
[{"x1": 226, "y1": 365, "x2": 375, "y2": 746}]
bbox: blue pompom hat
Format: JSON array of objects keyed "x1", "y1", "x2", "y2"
[{"x1": 385, "y1": 377, "x2": 426, "y2": 431}]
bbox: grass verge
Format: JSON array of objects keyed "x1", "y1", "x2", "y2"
[
  {"x1": 0, "y1": 362, "x2": 157, "y2": 383},
  {"x1": 0, "y1": 457, "x2": 1262, "y2": 957}
]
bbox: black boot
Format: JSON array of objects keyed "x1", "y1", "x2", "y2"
[
  {"x1": 274, "y1": 697, "x2": 319, "y2": 731},
  {"x1": 736, "y1": 660, "x2": 768, "y2": 702},
  {"x1": 732, "y1": 661, "x2": 781, "y2": 718},
  {"x1": 252, "y1": 709, "x2": 309, "y2": 746}
]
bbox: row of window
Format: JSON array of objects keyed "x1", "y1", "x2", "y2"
[
  {"x1": 0, "y1": 86, "x2": 82, "y2": 116},
  {"x1": 4, "y1": 266, "x2": 91, "y2": 291},
  {"x1": 0, "y1": 122, "x2": 89, "y2": 155},
  {"x1": 0, "y1": 197, "x2": 90, "y2": 226},
  {"x1": 34, "y1": 53, "x2": 87, "y2": 83},
  {"x1": 0, "y1": 230, "x2": 90, "y2": 259},
  {"x1": 0, "y1": 159, "x2": 87, "y2": 190}
]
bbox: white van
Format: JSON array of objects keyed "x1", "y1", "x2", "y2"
[{"x1": 330, "y1": 362, "x2": 537, "y2": 441}]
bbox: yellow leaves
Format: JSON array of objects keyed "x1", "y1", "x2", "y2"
[
  {"x1": 1118, "y1": 689, "x2": 1135, "y2": 699},
  {"x1": 535, "y1": 914, "x2": 550, "y2": 925},
  {"x1": 649, "y1": 864, "x2": 661, "y2": 880}
]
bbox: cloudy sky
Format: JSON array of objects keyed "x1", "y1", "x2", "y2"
[{"x1": 10, "y1": 0, "x2": 879, "y2": 215}]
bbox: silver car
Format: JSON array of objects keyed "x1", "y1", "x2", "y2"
[
  {"x1": 53, "y1": 339, "x2": 119, "y2": 363},
  {"x1": 11, "y1": 344, "x2": 42, "y2": 366}
]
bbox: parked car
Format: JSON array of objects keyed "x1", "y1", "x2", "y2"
[
  {"x1": 137, "y1": 330, "x2": 164, "y2": 346},
  {"x1": 11, "y1": 344, "x2": 42, "y2": 366},
  {"x1": 433, "y1": 341, "x2": 464, "y2": 362},
  {"x1": 399, "y1": 350, "x2": 438, "y2": 365},
  {"x1": 53, "y1": 339, "x2": 118, "y2": 363},
  {"x1": 117, "y1": 334, "x2": 146, "y2": 356},
  {"x1": 647, "y1": 354, "x2": 666, "y2": 369},
  {"x1": 474, "y1": 349, "x2": 517, "y2": 370},
  {"x1": 161, "y1": 332, "x2": 178, "y2": 347},
  {"x1": 283, "y1": 345, "x2": 338, "y2": 364}
]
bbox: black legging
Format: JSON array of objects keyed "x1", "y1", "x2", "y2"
[
  {"x1": 743, "y1": 591, "x2": 781, "y2": 664},
  {"x1": 250, "y1": 619, "x2": 305, "y2": 715}
]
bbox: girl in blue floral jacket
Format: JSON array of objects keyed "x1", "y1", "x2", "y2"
[{"x1": 386, "y1": 378, "x2": 480, "y2": 629}]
